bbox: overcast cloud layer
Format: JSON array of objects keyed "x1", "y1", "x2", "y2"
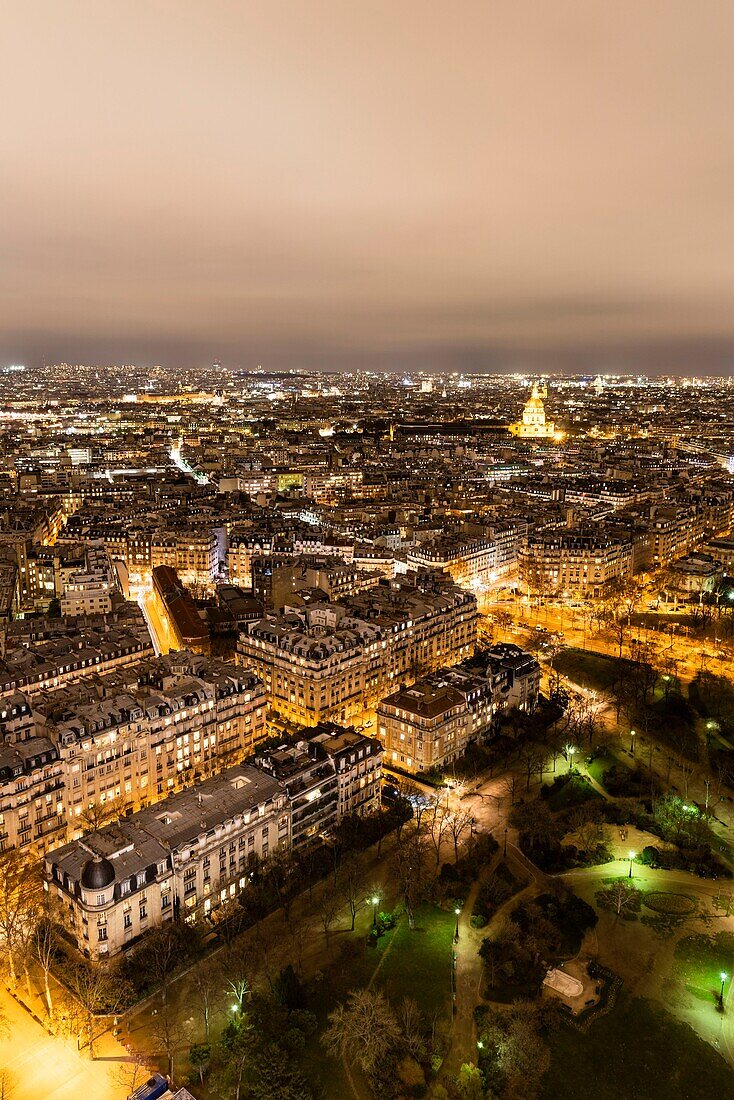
[{"x1": 2, "y1": 1, "x2": 733, "y2": 373}]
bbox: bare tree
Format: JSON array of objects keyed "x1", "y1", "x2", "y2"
[
  {"x1": 285, "y1": 912, "x2": 308, "y2": 975},
  {"x1": 518, "y1": 742, "x2": 545, "y2": 792},
  {"x1": 34, "y1": 913, "x2": 57, "y2": 1020},
  {"x1": 0, "y1": 850, "x2": 42, "y2": 986},
  {"x1": 79, "y1": 796, "x2": 126, "y2": 832},
  {"x1": 393, "y1": 826, "x2": 429, "y2": 930},
  {"x1": 112, "y1": 1051, "x2": 150, "y2": 1097},
  {"x1": 191, "y1": 958, "x2": 217, "y2": 1042},
  {"x1": 219, "y1": 939, "x2": 251, "y2": 1012},
  {"x1": 145, "y1": 923, "x2": 189, "y2": 1004},
  {"x1": 322, "y1": 988, "x2": 402, "y2": 1078},
  {"x1": 214, "y1": 897, "x2": 248, "y2": 956},
  {"x1": 339, "y1": 856, "x2": 367, "y2": 931},
  {"x1": 400, "y1": 997, "x2": 426, "y2": 1061},
  {"x1": 596, "y1": 881, "x2": 641, "y2": 919},
  {"x1": 318, "y1": 891, "x2": 343, "y2": 942},
  {"x1": 501, "y1": 774, "x2": 518, "y2": 807},
  {"x1": 68, "y1": 961, "x2": 129, "y2": 1058},
  {"x1": 448, "y1": 808, "x2": 474, "y2": 864},
  {"x1": 426, "y1": 793, "x2": 452, "y2": 868},
  {"x1": 152, "y1": 1003, "x2": 192, "y2": 1080}
]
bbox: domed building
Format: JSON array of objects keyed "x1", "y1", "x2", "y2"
[
  {"x1": 509, "y1": 381, "x2": 559, "y2": 440},
  {"x1": 80, "y1": 854, "x2": 115, "y2": 891}
]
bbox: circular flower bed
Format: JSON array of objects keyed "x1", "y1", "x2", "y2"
[{"x1": 643, "y1": 891, "x2": 696, "y2": 915}]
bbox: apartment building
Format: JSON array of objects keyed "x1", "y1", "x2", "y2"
[
  {"x1": 0, "y1": 652, "x2": 267, "y2": 850},
  {"x1": 518, "y1": 531, "x2": 634, "y2": 598},
  {"x1": 45, "y1": 764, "x2": 289, "y2": 958},
  {"x1": 151, "y1": 529, "x2": 220, "y2": 588},
  {"x1": 0, "y1": 737, "x2": 65, "y2": 853},
  {"x1": 0, "y1": 607, "x2": 154, "y2": 699},
  {"x1": 52, "y1": 652, "x2": 267, "y2": 832},
  {"x1": 703, "y1": 537, "x2": 734, "y2": 571},
  {"x1": 378, "y1": 645, "x2": 539, "y2": 776},
  {"x1": 253, "y1": 744, "x2": 338, "y2": 847},
  {"x1": 60, "y1": 541, "x2": 119, "y2": 617},
  {"x1": 408, "y1": 536, "x2": 498, "y2": 589},
  {"x1": 238, "y1": 576, "x2": 477, "y2": 727},
  {"x1": 485, "y1": 643, "x2": 542, "y2": 713},
  {"x1": 649, "y1": 506, "x2": 696, "y2": 566},
  {"x1": 378, "y1": 666, "x2": 492, "y2": 775},
  {"x1": 304, "y1": 723, "x2": 383, "y2": 818},
  {"x1": 301, "y1": 469, "x2": 363, "y2": 503}
]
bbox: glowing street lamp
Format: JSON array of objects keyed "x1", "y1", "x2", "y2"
[
  {"x1": 566, "y1": 744, "x2": 576, "y2": 772},
  {"x1": 628, "y1": 850, "x2": 636, "y2": 878},
  {"x1": 454, "y1": 906, "x2": 461, "y2": 942},
  {"x1": 629, "y1": 729, "x2": 636, "y2": 757},
  {"x1": 720, "y1": 972, "x2": 728, "y2": 1009},
  {"x1": 371, "y1": 895, "x2": 380, "y2": 928}
]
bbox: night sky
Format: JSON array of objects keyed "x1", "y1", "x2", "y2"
[{"x1": 2, "y1": 2, "x2": 733, "y2": 373}]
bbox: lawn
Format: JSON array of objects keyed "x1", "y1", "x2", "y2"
[
  {"x1": 541, "y1": 993, "x2": 734, "y2": 1099},
  {"x1": 307, "y1": 906, "x2": 454, "y2": 1098},
  {"x1": 554, "y1": 647, "x2": 636, "y2": 692},
  {"x1": 585, "y1": 750, "x2": 615, "y2": 786},
  {"x1": 545, "y1": 773, "x2": 602, "y2": 812},
  {"x1": 303, "y1": 928, "x2": 396, "y2": 1100},
  {"x1": 375, "y1": 904, "x2": 455, "y2": 1016},
  {"x1": 672, "y1": 932, "x2": 734, "y2": 1005}
]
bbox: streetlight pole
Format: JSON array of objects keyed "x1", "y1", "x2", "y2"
[
  {"x1": 454, "y1": 907, "x2": 461, "y2": 943},
  {"x1": 503, "y1": 827, "x2": 508, "y2": 857},
  {"x1": 719, "y1": 972, "x2": 727, "y2": 1010},
  {"x1": 628, "y1": 850, "x2": 635, "y2": 878},
  {"x1": 371, "y1": 895, "x2": 380, "y2": 928},
  {"x1": 630, "y1": 730, "x2": 636, "y2": 757}
]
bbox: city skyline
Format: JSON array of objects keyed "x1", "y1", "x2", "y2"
[{"x1": 2, "y1": 2, "x2": 734, "y2": 374}]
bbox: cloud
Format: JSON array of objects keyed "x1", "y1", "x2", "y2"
[{"x1": 0, "y1": 2, "x2": 732, "y2": 372}]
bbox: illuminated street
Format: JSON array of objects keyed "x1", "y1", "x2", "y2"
[{"x1": 0, "y1": 986, "x2": 132, "y2": 1100}]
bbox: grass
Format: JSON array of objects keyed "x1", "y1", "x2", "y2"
[
  {"x1": 545, "y1": 773, "x2": 602, "y2": 812},
  {"x1": 643, "y1": 891, "x2": 696, "y2": 916},
  {"x1": 306, "y1": 906, "x2": 454, "y2": 1098},
  {"x1": 541, "y1": 993, "x2": 734, "y2": 1099},
  {"x1": 672, "y1": 932, "x2": 734, "y2": 1005},
  {"x1": 303, "y1": 928, "x2": 395, "y2": 1099},
  {"x1": 554, "y1": 647, "x2": 636, "y2": 692},
  {"x1": 375, "y1": 905, "x2": 455, "y2": 1016},
  {"x1": 586, "y1": 750, "x2": 615, "y2": 786}
]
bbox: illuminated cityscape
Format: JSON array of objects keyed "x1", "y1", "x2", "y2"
[{"x1": 2, "y1": 4, "x2": 734, "y2": 1100}]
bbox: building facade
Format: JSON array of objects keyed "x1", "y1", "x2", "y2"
[
  {"x1": 0, "y1": 652, "x2": 267, "y2": 850},
  {"x1": 237, "y1": 576, "x2": 477, "y2": 727},
  {"x1": 46, "y1": 764, "x2": 289, "y2": 958}
]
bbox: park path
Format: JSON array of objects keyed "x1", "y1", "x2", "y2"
[{"x1": 441, "y1": 834, "x2": 546, "y2": 1079}]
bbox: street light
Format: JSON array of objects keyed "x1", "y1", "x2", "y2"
[
  {"x1": 454, "y1": 906, "x2": 461, "y2": 942},
  {"x1": 720, "y1": 972, "x2": 728, "y2": 1009},
  {"x1": 629, "y1": 729, "x2": 636, "y2": 757},
  {"x1": 371, "y1": 895, "x2": 380, "y2": 928},
  {"x1": 628, "y1": 850, "x2": 636, "y2": 878},
  {"x1": 566, "y1": 744, "x2": 576, "y2": 773}
]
